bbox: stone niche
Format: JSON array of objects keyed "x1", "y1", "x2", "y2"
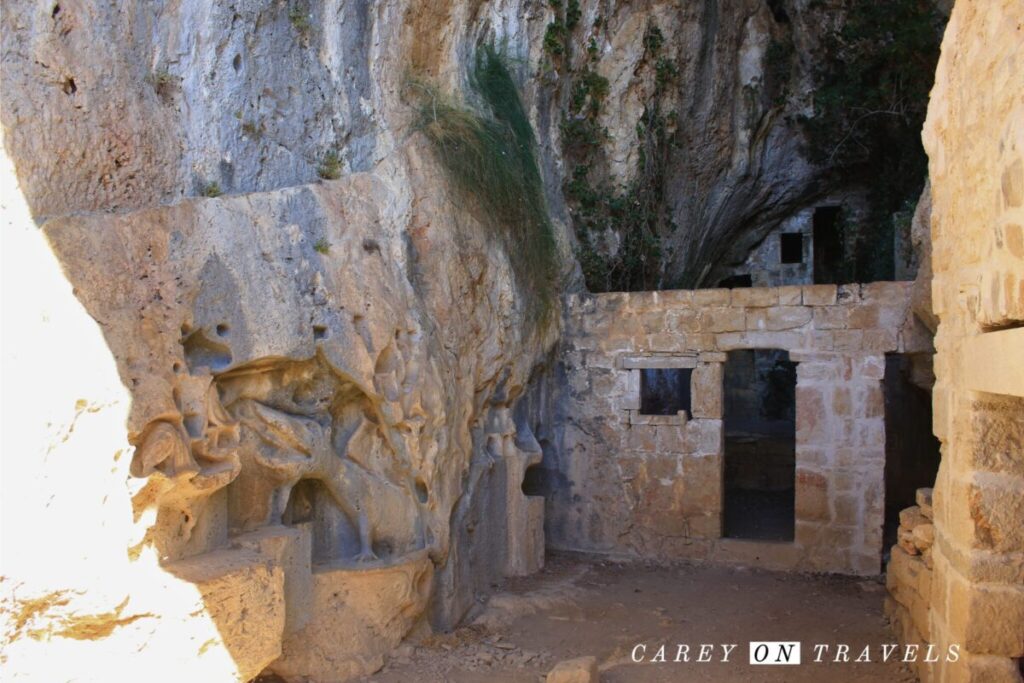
[{"x1": 550, "y1": 282, "x2": 931, "y2": 575}]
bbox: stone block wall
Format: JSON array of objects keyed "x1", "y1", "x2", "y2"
[
  {"x1": 549, "y1": 281, "x2": 928, "y2": 575},
  {"x1": 883, "y1": 2, "x2": 1024, "y2": 681}
]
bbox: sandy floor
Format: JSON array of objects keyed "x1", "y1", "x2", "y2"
[{"x1": 362, "y1": 552, "x2": 916, "y2": 683}]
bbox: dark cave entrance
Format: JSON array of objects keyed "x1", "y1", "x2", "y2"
[
  {"x1": 882, "y1": 354, "x2": 941, "y2": 565},
  {"x1": 723, "y1": 349, "x2": 797, "y2": 541}
]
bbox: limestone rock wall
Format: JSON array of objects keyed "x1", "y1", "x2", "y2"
[
  {"x1": 1, "y1": 126, "x2": 556, "y2": 680},
  {"x1": 884, "y1": 1, "x2": 1024, "y2": 681},
  {"x1": 548, "y1": 282, "x2": 931, "y2": 574},
  {"x1": 2, "y1": 0, "x2": 872, "y2": 283},
  {"x1": 1, "y1": 0, "x2": 569, "y2": 678}
]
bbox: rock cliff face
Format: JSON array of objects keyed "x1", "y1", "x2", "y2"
[
  {"x1": 3, "y1": 2, "x2": 568, "y2": 678},
  {"x1": 3, "y1": 1, "x2": 938, "y2": 280},
  {"x1": 0, "y1": 0, "x2": 942, "y2": 680}
]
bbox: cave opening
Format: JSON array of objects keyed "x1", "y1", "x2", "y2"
[{"x1": 723, "y1": 349, "x2": 797, "y2": 541}]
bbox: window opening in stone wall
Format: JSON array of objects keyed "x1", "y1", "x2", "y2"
[
  {"x1": 639, "y1": 368, "x2": 693, "y2": 416},
  {"x1": 780, "y1": 232, "x2": 804, "y2": 264},
  {"x1": 723, "y1": 349, "x2": 797, "y2": 541},
  {"x1": 813, "y1": 205, "x2": 844, "y2": 284},
  {"x1": 882, "y1": 353, "x2": 941, "y2": 568}
]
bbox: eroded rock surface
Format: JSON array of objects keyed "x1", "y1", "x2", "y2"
[{"x1": 2, "y1": 121, "x2": 558, "y2": 682}]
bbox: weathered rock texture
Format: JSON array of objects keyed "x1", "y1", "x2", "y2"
[
  {"x1": 548, "y1": 282, "x2": 931, "y2": 574},
  {"x1": 884, "y1": 1, "x2": 1024, "y2": 681},
  {"x1": 1, "y1": 0, "x2": 569, "y2": 678},
  {"x1": 1, "y1": 0, "x2": 917, "y2": 282},
  {"x1": 1, "y1": 129, "x2": 555, "y2": 680}
]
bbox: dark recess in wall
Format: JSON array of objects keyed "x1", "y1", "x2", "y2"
[
  {"x1": 882, "y1": 354, "x2": 941, "y2": 566},
  {"x1": 640, "y1": 368, "x2": 693, "y2": 416},
  {"x1": 813, "y1": 205, "x2": 844, "y2": 284}
]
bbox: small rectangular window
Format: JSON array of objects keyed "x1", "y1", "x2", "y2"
[
  {"x1": 640, "y1": 368, "x2": 693, "y2": 416},
  {"x1": 780, "y1": 232, "x2": 804, "y2": 264}
]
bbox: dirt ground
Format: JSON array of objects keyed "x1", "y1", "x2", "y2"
[{"x1": 362, "y1": 552, "x2": 917, "y2": 683}]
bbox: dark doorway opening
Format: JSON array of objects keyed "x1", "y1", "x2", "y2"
[
  {"x1": 723, "y1": 349, "x2": 797, "y2": 541},
  {"x1": 813, "y1": 206, "x2": 844, "y2": 284},
  {"x1": 882, "y1": 354, "x2": 941, "y2": 566},
  {"x1": 640, "y1": 368, "x2": 693, "y2": 416},
  {"x1": 718, "y1": 273, "x2": 753, "y2": 289},
  {"x1": 780, "y1": 232, "x2": 804, "y2": 264}
]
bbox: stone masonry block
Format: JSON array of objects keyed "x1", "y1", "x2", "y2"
[
  {"x1": 667, "y1": 308, "x2": 701, "y2": 333},
  {"x1": 716, "y1": 331, "x2": 804, "y2": 350},
  {"x1": 948, "y1": 574, "x2": 1024, "y2": 657},
  {"x1": 692, "y1": 289, "x2": 731, "y2": 306},
  {"x1": 795, "y1": 469, "x2": 830, "y2": 522},
  {"x1": 655, "y1": 290, "x2": 695, "y2": 307},
  {"x1": 813, "y1": 306, "x2": 849, "y2": 330},
  {"x1": 802, "y1": 285, "x2": 838, "y2": 305},
  {"x1": 833, "y1": 330, "x2": 864, "y2": 352},
  {"x1": 702, "y1": 307, "x2": 746, "y2": 333},
  {"x1": 795, "y1": 384, "x2": 830, "y2": 445},
  {"x1": 764, "y1": 306, "x2": 813, "y2": 331},
  {"x1": 856, "y1": 355, "x2": 886, "y2": 380},
  {"x1": 691, "y1": 362, "x2": 723, "y2": 419},
  {"x1": 848, "y1": 304, "x2": 881, "y2": 328},
  {"x1": 861, "y1": 328, "x2": 899, "y2": 353},
  {"x1": 624, "y1": 425, "x2": 656, "y2": 452},
  {"x1": 861, "y1": 281, "x2": 911, "y2": 303},
  {"x1": 731, "y1": 287, "x2": 779, "y2": 307},
  {"x1": 837, "y1": 284, "x2": 862, "y2": 303},
  {"x1": 777, "y1": 285, "x2": 803, "y2": 305},
  {"x1": 687, "y1": 418, "x2": 723, "y2": 456},
  {"x1": 917, "y1": 488, "x2": 934, "y2": 518},
  {"x1": 644, "y1": 333, "x2": 682, "y2": 352},
  {"x1": 962, "y1": 653, "x2": 1024, "y2": 683},
  {"x1": 656, "y1": 425, "x2": 688, "y2": 453}
]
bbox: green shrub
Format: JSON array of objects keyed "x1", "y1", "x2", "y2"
[
  {"x1": 805, "y1": 0, "x2": 944, "y2": 281},
  {"x1": 201, "y1": 181, "x2": 222, "y2": 198},
  {"x1": 313, "y1": 238, "x2": 330, "y2": 254},
  {"x1": 643, "y1": 24, "x2": 664, "y2": 55},
  {"x1": 565, "y1": 0, "x2": 581, "y2": 30},
  {"x1": 556, "y1": 20, "x2": 677, "y2": 292},
  {"x1": 543, "y1": 22, "x2": 566, "y2": 56},
  {"x1": 654, "y1": 57, "x2": 678, "y2": 89},
  {"x1": 317, "y1": 150, "x2": 342, "y2": 180},
  {"x1": 288, "y1": 4, "x2": 311, "y2": 35},
  {"x1": 414, "y1": 45, "x2": 559, "y2": 320}
]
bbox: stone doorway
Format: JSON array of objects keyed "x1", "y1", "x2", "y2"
[
  {"x1": 812, "y1": 205, "x2": 844, "y2": 284},
  {"x1": 722, "y1": 349, "x2": 797, "y2": 541},
  {"x1": 881, "y1": 353, "x2": 940, "y2": 561}
]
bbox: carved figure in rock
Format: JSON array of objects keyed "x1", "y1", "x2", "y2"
[
  {"x1": 130, "y1": 371, "x2": 242, "y2": 555},
  {"x1": 219, "y1": 356, "x2": 426, "y2": 564}
]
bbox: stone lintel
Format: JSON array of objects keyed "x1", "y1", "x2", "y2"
[{"x1": 620, "y1": 354, "x2": 698, "y2": 369}]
